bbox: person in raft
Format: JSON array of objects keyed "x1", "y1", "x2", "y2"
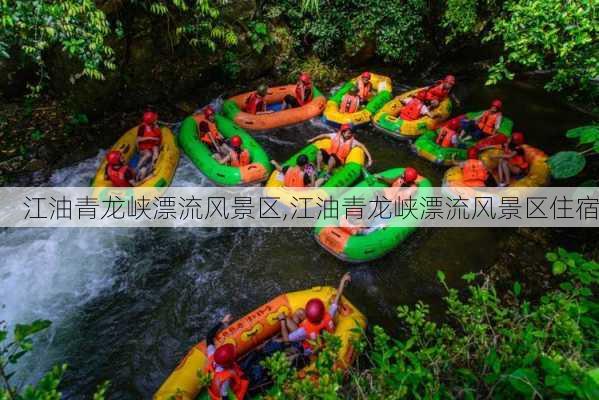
[
  {"x1": 283, "y1": 72, "x2": 313, "y2": 109},
  {"x1": 312, "y1": 124, "x2": 373, "y2": 173},
  {"x1": 244, "y1": 85, "x2": 269, "y2": 114},
  {"x1": 416, "y1": 74, "x2": 459, "y2": 105},
  {"x1": 279, "y1": 272, "x2": 352, "y2": 355},
  {"x1": 339, "y1": 86, "x2": 361, "y2": 113},
  {"x1": 136, "y1": 110, "x2": 162, "y2": 174},
  {"x1": 357, "y1": 71, "x2": 373, "y2": 102},
  {"x1": 399, "y1": 96, "x2": 440, "y2": 121},
  {"x1": 435, "y1": 122, "x2": 461, "y2": 148},
  {"x1": 105, "y1": 150, "x2": 143, "y2": 187},
  {"x1": 459, "y1": 99, "x2": 503, "y2": 141},
  {"x1": 198, "y1": 106, "x2": 226, "y2": 156},
  {"x1": 459, "y1": 148, "x2": 493, "y2": 187},
  {"x1": 494, "y1": 132, "x2": 529, "y2": 186},
  {"x1": 205, "y1": 314, "x2": 250, "y2": 400},
  {"x1": 271, "y1": 154, "x2": 318, "y2": 187},
  {"x1": 214, "y1": 135, "x2": 251, "y2": 167}
]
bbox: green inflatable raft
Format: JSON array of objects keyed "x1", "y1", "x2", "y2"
[
  {"x1": 314, "y1": 168, "x2": 433, "y2": 263},
  {"x1": 413, "y1": 112, "x2": 514, "y2": 165},
  {"x1": 179, "y1": 114, "x2": 272, "y2": 186}
]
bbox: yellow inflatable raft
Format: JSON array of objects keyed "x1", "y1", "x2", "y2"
[
  {"x1": 265, "y1": 138, "x2": 366, "y2": 207},
  {"x1": 443, "y1": 145, "x2": 550, "y2": 190},
  {"x1": 323, "y1": 73, "x2": 393, "y2": 126},
  {"x1": 154, "y1": 286, "x2": 367, "y2": 400},
  {"x1": 91, "y1": 125, "x2": 179, "y2": 188},
  {"x1": 373, "y1": 87, "x2": 452, "y2": 140}
]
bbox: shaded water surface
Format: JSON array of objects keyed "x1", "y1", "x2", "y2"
[{"x1": 0, "y1": 77, "x2": 592, "y2": 398}]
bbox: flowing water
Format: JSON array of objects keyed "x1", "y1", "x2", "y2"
[{"x1": 0, "y1": 77, "x2": 593, "y2": 398}]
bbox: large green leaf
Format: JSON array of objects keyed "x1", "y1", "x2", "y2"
[
  {"x1": 566, "y1": 125, "x2": 599, "y2": 139},
  {"x1": 593, "y1": 140, "x2": 599, "y2": 154},
  {"x1": 508, "y1": 368, "x2": 538, "y2": 396},
  {"x1": 14, "y1": 319, "x2": 51, "y2": 342},
  {"x1": 548, "y1": 151, "x2": 586, "y2": 179},
  {"x1": 579, "y1": 129, "x2": 599, "y2": 145}
]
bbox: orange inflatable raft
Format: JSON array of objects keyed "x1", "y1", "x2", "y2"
[
  {"x1": 154, "y1": 286, "x2": 366, "y2": 400},
  {"x1": 222, "y1": 85, "x2": 326, "y2": 131}
]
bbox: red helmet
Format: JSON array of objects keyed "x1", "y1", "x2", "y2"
[
  {"x1": 467, "y1": 147, "x2": 479, "y2": 160},
  {"x1": 213, "y1": 343, "x2": 236, "y2": 367},
  {"x1": 299, "y1": 72, "x2": 311, "y2": 84},
  {"x1": 230, "y1": 135, "x2": 242, "y2": 148},
  {"x1": 203, "y1": 106, "x2": 215, "y2": 118},
  {"x1": 403, "y1": 167, "x2": 418, "y2": 183},
  {"x1": 106, "y1": 150, "x2": 122, "y2": 165},
  {"x1": 512, "y1": 132, "x2": 525, "y2": 145},
  {"x1": 340, "y1": 123, "x2": 352, "y2": 132},
  {"x1": 143, "y1": 111, "x2": 158, "y2": 125},
  {"x1": 305, "y1": 298, "x2": 326, "y2": 323},
  {"x1": 361, "y1": 71, "x2": 371, "y2": 79},
  {"x1": 491, "y1": 99, "x2": 502, "y2": 109},
  {"x1": 444, "y1": 74, "x2": 456, "y2": 85}
]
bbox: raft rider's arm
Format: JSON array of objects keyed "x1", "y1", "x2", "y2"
[
  {"x1": 207, "y1": 314, "x2": 233, "y2": 347},
  {"x1": 270, "y1": 160, "x2": 283, "y2": 172},
  {"x1": 332, "y1": 272, "x2": 351, "y2": 309},
  {"x1": 355, "y1": 142, "x2": 373, "y2": 168}
]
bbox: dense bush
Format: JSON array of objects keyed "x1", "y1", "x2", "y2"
[
  {"x1": 261, "y1": 248, "x2": 599, "y2": 399},
  {"x1": 267, "y1": 0, "x2": 429, "y2": 65},
  {"x1": 2, "y1": 0, "x2": 597, "y2": 100},
  {"x1": 0, "y1": 0, "x2": 237, "y2": 93}
]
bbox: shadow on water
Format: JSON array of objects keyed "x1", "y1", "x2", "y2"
[{"x1": 0, "y1": 77, "x2": 594, "y2": 398}]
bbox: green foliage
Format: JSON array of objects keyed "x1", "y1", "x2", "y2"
[
  {"x1": 486, "y1": 0, "x2": 598, "y2": 94},
  {"x1": 221, "y1": 51, "x2": 241, "y2": 80},
  {"x1": 262, "y1": 249, "x2": 599, "y2": 399},
  {"x1": 566, "y1": 126, "x2": 599, "y2": 152},
  {"x1": 0, "y1": 0, "x2": 115, "y2": 92},
  {"x1": 272, "y1": 0, "x2": 429, "y2": 65},
  {"x1": 248, "y1": 21, "x2": 274, "y2": 55},
  {"x1": 548, "y1": 151, "x2": 587, "y2": 179},
  {"x1": 286, "y1": 56, "x2": 342, "y2": 89},
  {"x1": 170, "y1": 0, "x2": 237, "y2": 51},
  {"x1": 1, "y1": 0, "x2": 238, "y2": 95},
  {"x1": 260, "y1": 332, "x2": 344, "y2": 399},
  {"x1": 1, "y1": 318, "x2": 110, "y2": 399},
  {"x1": 550, "y1": 125, "x2": 599, "y2": 179}
]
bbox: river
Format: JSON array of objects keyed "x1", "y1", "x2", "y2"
[{"x1": 0, "y1": 76, "x2": 593, "y2": 398}]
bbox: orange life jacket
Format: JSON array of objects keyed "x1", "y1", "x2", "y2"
[
  {"x1": 400, "y1": 98, "x2": 424, "y2": 121},
  {"x1": 357, "y1": 79, "x2": 372, "y2": 101},
  {"x1": 106, "y1": 164, "x2": 132, "y2": 187},
  {"x1": 295, "y1": 83, "x2": 312, "y2": 106},
  {"x1": 436, "y1": 126, "x2": 457, "y2": 148},
  {"x1": 230, "y1": 149, "x2": 250, "y2": 167},
  {"x1": 284, "y1": 166, "x2": 306, "y2": 187},
  {"x1": 462, "y1": 159, "x2": 488, "y2": 187},
  {"x1": 245, "y1": 93, "x2": 265, "y2": 114},
  {"x1": 207, "y1": 359, "x2": 249, "y2": 400},
  {"x1": 299, "y1": 312, "x2": 334, "y2": 351},
  {"x1": 421, "y1": 81, "x2": 450, "y2": 102},
  {"x1": 339, "y1": 94, "x2": 359, "y2": 113},
  {"x1": 327, "y1": 133, "x2": 354, "y2": 163},
  {"x1": 477, "y1": 110, "x2": 501, "y2": 135},
  {"x1": 200, "y1": 121, "x2": 223, "y2": 146},
  {"x1": 137, "y1": 124, "x2": 162, "y2": 151}
]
